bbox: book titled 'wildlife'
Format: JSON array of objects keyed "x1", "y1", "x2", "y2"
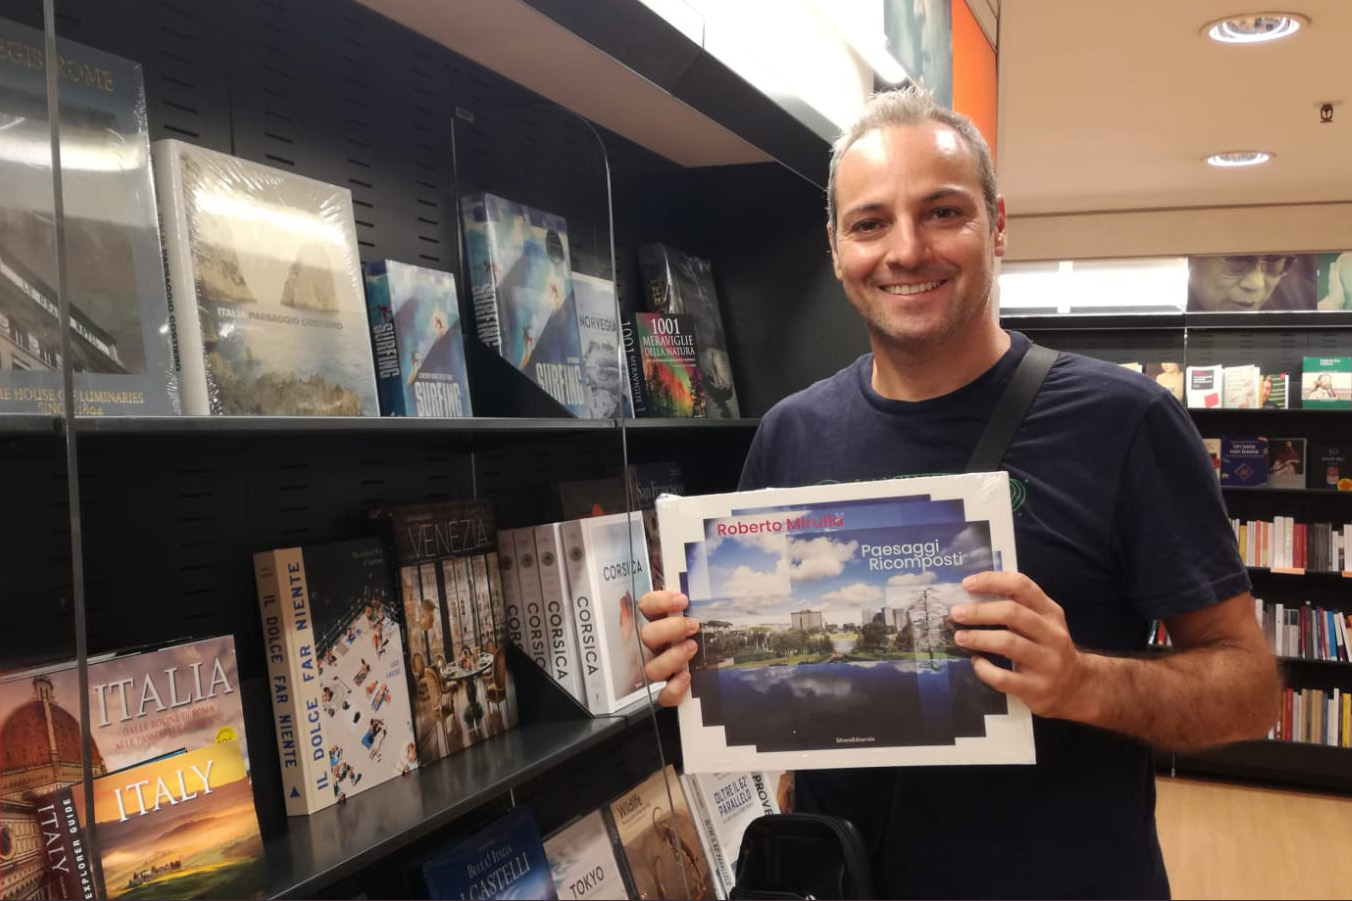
[
  {"x1": 656, "y1": 472, "x2": 1035, "y2": 773},
  {"x1": 460, "y1": 192, "x2": 587, "y2": 416}
]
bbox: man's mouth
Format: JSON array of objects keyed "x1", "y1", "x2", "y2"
[{"x1": 880, "y1": 279, "x2": 947, "y2": 296}]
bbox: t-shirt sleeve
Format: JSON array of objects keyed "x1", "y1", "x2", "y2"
[
  {"x1": 1112, "y1": 395, "x2": 1251, "y2": 619},
  {"x1": 738, "y1": 415, "x2": 776, "y2": 491}
]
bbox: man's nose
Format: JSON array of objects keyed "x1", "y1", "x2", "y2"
[
  {"x1": 882, "y1": 218, "x2": 930, "y2": 269},
  {"x1": 1237, "y1": 267, "x2": 1267, "y2": 290}
]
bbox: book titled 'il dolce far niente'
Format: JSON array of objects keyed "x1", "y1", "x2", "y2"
[{"x1": 656, "y1": 472, "x2": 1036, "y2": 773}]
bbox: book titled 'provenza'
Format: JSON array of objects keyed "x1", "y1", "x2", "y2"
[{"x1": 656, "y1": 472, "x2": 1036, "y2": 773}]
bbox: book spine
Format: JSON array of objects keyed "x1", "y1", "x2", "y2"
[
  {"x1": 681, "y1": 773, "x2": 730, "y2": 899},
  {"x1": 560, "y1": 518, "x2": 604, "y2": 713},
  {"x1": 621, "y1": 315, "x2": 650, "y2": 417},
  {"x1": 151, "y1": 141, "x2": 210, "y2": 415},
  {"x1": 514, "y1": 528, "x2": 550, "y2": 674},
  {"x1": 536, "y1": 523, "x2": 586, "y2": 703},
  {"x1": 498, "y1": 529, "x2": 524, "y2": 650},
  {"x1": 363, "y1": 262, "x2": 407, "y2": 415},
  {"x1": 254, "y1": 549, "x2": 317, "y2": 816},
  {"x1": 459, "y1": 195, "x2": 503, "y2": 352},
  {"x1": 35, "y1": 789, "x2": 97, "y2": 899}
]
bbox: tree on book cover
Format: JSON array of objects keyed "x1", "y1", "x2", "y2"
[
  {"x1": 627, "y1": 312, "x2": 705, "y2": 418},
  {"x1": 153, "y1": 139, "x2": 378, "y2": 415},
  {"x1": 362, "y1": 259, "x2": 472, "y2": 417},
  {"x1": 637, "y1": 243, "x2": 740, "y2": 418},
  {"x1": 0, "y1": 19, "x2": 177, "y2": 414},
  {"x1": 374, "y1": 499, "x2": 517, "y2": 766},
  {"x1": 459, "y1": 192, "x2": 588, "y2": 416},
  {"x1": 422, "y1": 806, "x2": 558, "y2": 900},
  {"x1": 0, "y1": 637, "x2": 248, "y2": 901},
  {"x1": 252, "y1": 537, "x2": 417, "y2": 815},
  {"x1": 656, "y1": 473, "x2": 1035, "y2": 773},
  {"x1": 608, "y1": 766, "x2": 715, "y2": 901},
  {"x1": 48, "y1": 740, "x2": 265, "y2": 900}
]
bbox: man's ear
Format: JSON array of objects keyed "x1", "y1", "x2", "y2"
[
  {"x1": 827, "y1": 222, "x2": 843, "y2": 281},
  {"x1": 992, "y1": 195, "x2": 1007, "y2": 258}
]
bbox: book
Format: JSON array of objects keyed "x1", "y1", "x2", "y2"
[
  {"x1": 637, "y1": 244, "x2": 740, "y2": 418},
  {"x1": 544, "y1": 810, "x2": 634, "y2": 901},
  {"x1": 514, "y1": 527, "x2": 551, "y2": 676},
  {"x1": 536, "y1": 523, "x2": 586, "y2": 704},
  {"x1": 0, "y1": 636, "x2": 249, "y2": 901},
  {"x1": 627, "y1": 312, "x2": 705, "y2": 418},
  {"x1": 680, "y1": 771, "x2": 779, "y2": 898},
  {"x1": 1220, "y1": 437, "x2": 1269, "y2": 487},
  {"x1": 1307, "y1": 443, "x2": 1352, "y2": 491},
  {"x1": 573, "y1": 272, "x2": 631, "y2": 418},
  {"x1": 376, "y1": 499, "x2": 517, "y2": 766},
  {"x1": 498, "y1": 529, "x2": 526, "y2": 651},
  {"x1": 559, "y1": 513, "x2": 662, "y2": 714},
  {"x1": 422, "y1": 805, "x2": 558, "y2": 900},
  {"x1": 556, "y1": 462, "x2": 686, "y2": 520},
  {"x1": 655, "y1": 471, "x2": 1036, "y2": 772},
  {"x1": 1266, "y1": 438, "x2": 1307, "y2": 490},
  {"x1": 459, "y1": 192, "x2": 587, "y2": 416},
  {"x1": 253, "y1": 536, "x2": 417, "y2": 815},
  {"x1": 0, "y1": 19, "x2": 177, "y2": 415},
  {"x1": 1185, "y1": 364, "x2": 1222, "y2": 408},
  {"x1": 362, "y1": 259, "x2": 472, "y2": 417},
  {"x1": 1261, "y1": 371, "x2": 1290, "y2": 409},
  {"x1": 1143, "y1": 362, "x2": 1184, "y2": 403},
  {"x1": 55, "y1": 740, "x2": 266, "y2": 900},
  {"x1": 152, "y1": 138, "x2": 378, "y2": 416},
  {"x1": 608, "y1": 766, "x2": 716, "y2": 901},
  {"x1": 1202, "y1": 437, "x2": 1222, "y2": 479},
  {"x1": 1300, "y1": 356, "x2": 1352, "y2": 409},
  {"x1": 1222, "y1": 364, "x2": 1261, "y2": 409}
]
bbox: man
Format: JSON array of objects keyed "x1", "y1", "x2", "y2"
[
  {"x1": 1187, "y1": 253, "x2": 1309, "y2": 311},
  {"x1": 639, "y1": 86, "x2": 1280, "y2": 899}
]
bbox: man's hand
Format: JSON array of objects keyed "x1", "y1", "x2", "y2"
[
  {"x1": 638, "y1": 590, "x2": 700, "y2": 707},
  {"x1": 950, "y1": 572, "x2": 1096, "y2": 722}
]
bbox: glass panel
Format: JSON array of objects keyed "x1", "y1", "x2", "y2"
[{"x1": 999, "y1": 257, "x2": 1189, "y2": 316}]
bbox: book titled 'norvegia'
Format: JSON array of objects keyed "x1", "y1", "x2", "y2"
[
  {"x1": 153, "y1": 139, "x2": 378, "y2": 415},
  {"x1": 656, "y1": 472, "x2": 1036, "y2": 773},
  {"x1": 0, "y1": 18, "x2": 178, "y2": 414},
  {"x1": 422, "y1": 805, "x2": 558, "y2": 900},
  {"x1": 362, "y1": 259, "x2": 472, "y2": 417}
]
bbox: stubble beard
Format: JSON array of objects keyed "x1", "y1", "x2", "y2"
[{"x1": 853, "y1": 270, "x2": 995, "y2": 357}]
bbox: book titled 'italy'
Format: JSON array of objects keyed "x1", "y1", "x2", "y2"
[{"x1": 656, "y1": 472, "x2": 1036, "y2": 773}]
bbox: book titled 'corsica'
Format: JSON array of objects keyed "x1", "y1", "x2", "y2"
[
  {"x1": 153, "y1": 139, "x2": 378, "y2": 416},
  {"x1": 422, "y1": 805, "x2": 558, "y2": 900},
  {"x1": 362, "y1": 259, "x2": 472, "y2": 417},
  {"x1": 0, "y1": 19, "x2": 178, "y2": 414},
  {"x1": 656, "y1": 472, "x2": 1036, "y2": 774},
  {"x1": 253, "y1": 536, "x2": 418, "y2": 815},
  {"x1": 459, "y1": 192, "x2": 588, "y2": 416}
]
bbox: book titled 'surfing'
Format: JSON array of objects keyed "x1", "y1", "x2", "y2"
[
  {"x1": 362, "y1": 259, "x2": 471, "y2": 417},
  {"x1": 655, "y1": 472, "x2": 1036, "y2": 773},
  {"x1": 153, "y1": 139, "x2": 378, "y2": 415},
  {"x1": 0, "y1": 18, "x2": 177, "y2": 414},
  {"x1": 422, "y1": 805, "x2": 558, "y2": 900},
  {"x1": 459, "y1": 192, "x2": 587, "y2": 416}
]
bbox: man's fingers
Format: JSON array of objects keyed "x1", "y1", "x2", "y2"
[
  {"x1": 640, "y1": 612, "x2": 700, "y2": 653},
  {"x1": 960, "y1": 572, "x2": 1058, "y2": 615},
  {"x1": 644, "y1": 637, "x2": 699, "y2": 686},
  {"x1": 639, "y1": 589, "x2": 689, "y2": 620},
  {"x1": 655, "y1": 670, "x2": 691, "y2": 707}
]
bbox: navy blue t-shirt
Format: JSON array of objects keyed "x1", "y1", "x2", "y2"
[{"x1": 739, "y1": 332, "x2": 1250, "y2": 900}]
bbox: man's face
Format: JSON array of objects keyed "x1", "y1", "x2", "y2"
[
  {"x1": 1189, "y1": 256, "x2": 1292, "y2": 311},
  {"x1": 829, "y1": 122, "x2": 1004, "y2": 354}
]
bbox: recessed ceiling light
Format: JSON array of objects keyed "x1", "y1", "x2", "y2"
[
  {"x1": 1205, "y1": 151, "x2": 1272, "y2": 167},
  {"x1": 1203, "y1": 13, "x2": 1308, "y2": 43}
]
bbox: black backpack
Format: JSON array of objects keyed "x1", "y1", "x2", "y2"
[{"x1": 728, "y1": 814, "x2": 873, "y2": 900}]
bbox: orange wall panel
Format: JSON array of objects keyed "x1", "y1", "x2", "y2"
[{"x1": 952, "y1": 0, "x2": 997, "y2": 162}]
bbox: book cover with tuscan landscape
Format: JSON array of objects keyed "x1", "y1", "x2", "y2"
[
  {"x1": 656, "y1": 472, "x2": 1035, "y2": 773},
  {"x1": 153, "y1": 138, "x2": 377, "y2": 416}
]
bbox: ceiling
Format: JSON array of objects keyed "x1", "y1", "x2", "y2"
[{"x1": 998, "y1": 0, "x2": 1352, "y2": 215}]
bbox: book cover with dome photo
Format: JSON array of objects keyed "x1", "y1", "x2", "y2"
[
  {"x1": 656, "y1": 472, "x2": 1035, "y2": 774},
  {"x1": 152, "y1": 139, "x2": 378, "y2": 416}
]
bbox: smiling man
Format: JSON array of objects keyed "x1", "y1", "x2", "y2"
[{"x1": 639, "y1": 85, "x2": 1280, "y2": 899}]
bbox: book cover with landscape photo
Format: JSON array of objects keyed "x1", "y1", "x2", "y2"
[
  {"x1": 153, "y1": 139, "x2": 377, "y2": 415},
  {"x1": 656, "y1": 473, "x2": 1035, "y2": 773}
]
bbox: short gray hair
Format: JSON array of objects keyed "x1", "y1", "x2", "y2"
[{"x1": 826, "y1": 85, "x2": 998, "y2": 233}]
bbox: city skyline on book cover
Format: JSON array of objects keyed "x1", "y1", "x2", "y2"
[
  {"x1": 460, "y1": 192, "x2": 588, "y2": 416},
  {"x1": 68, "y1": 740, "x2": 265, "y2": 900},
  {"x1": 154, "y1": 139, "x2": 378, "y2": 415},
  {"x1": 380, "y1": 499, "x2": 518, "y2": 766},
  {"x1": 637, "y1": 244, "x2": 739, "y2": 419},
  {"x1": 0, "y1": 18, "x2": 177, "y2": 414},
  {"x1": 656, "y1": 473, "x2": 1036, "y2": 773},
  {"x1": 363, "y1": 259, "x2": 472, "y2": 417}
]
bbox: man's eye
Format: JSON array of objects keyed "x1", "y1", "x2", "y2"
[
  {"x1": 930, "y1": 207, "x2": 961, "y2": 220},
  {"x1": 851, "y1": 219, "x2": 882, "y2": 233}
]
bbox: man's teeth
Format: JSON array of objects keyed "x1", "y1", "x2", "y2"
[{"x1": 881, "y1": 280, "x2": 943, "y2": 296}]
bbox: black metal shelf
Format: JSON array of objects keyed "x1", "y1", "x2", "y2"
[
  {"x1": 1005, "y1": 311, "x2": 1352, "y2": 331},
  {"x1": 263, "y1": 716, "x2": 626, "y2": 899},
  {"x1": 71, "y1": 415, "x2": 618, "y2": 437},
  {"x1": 0, "y1": 414, "x2": 62, "y2": 436},
  {"x1": 1164, "y1": 740, "x2": 1352, "y2": 794},
  {"x1": 1190, "y1": 407, "x2": 1352, "y2": 417},
  {"x1": 1246, "y1": 566, "x2": 1351, "y2": 579},
  {"x1": 1278, "y1": 655, "x2": 1352, "y2": 669},
  {"x1": 1222, "y1": 486, "x2": 1352, "y2": 496},
  {"x1": 620, "y1": 417, "x2": 760, "y2": 430}
]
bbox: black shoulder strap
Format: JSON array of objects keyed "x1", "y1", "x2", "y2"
[{"x1": 965, "y1": 343, "x2": 1059, "y2": 473}]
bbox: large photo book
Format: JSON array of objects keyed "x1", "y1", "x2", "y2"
[
  {"x1": 656, "y1": 473, "x2": 1036, "y2": 773},
  {"x1": 0, "y1": 18, "x2": 177, "y2": 414}
]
